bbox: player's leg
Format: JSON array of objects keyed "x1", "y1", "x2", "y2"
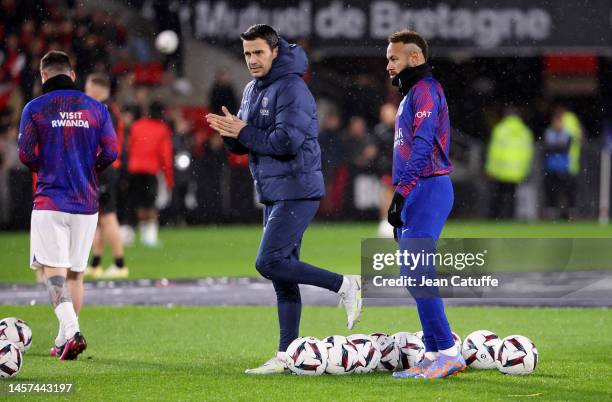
[
  {"x1": 138, "y1": 175, "x2": 160, "y2": 247},
  {"x1": 85, "y1": 222, "x2": 104, "y2": 278},
  {"x1": 254, "y1": 200, "x2": 361, "y2": 328},
  {"x1": 100, "y1": 212, "x2": 128, "y2": 278},
  {"x1": 42, "y1": 265, "x2": 84, "y2": 357},
  {"x1": 246, "y1": 205, "x2": 294, "y2": 374},
  {"x1": 394, "y1": 176, "x2": 465, "y2": 379},
  {"x1": 378, "y1": 177, "x2": 395, "y2": 238},
  {"x1": 66, "y1": 270, "x2": 84, "y2": 314},
  {"x1": 30, "y1": 210, "x2": 74, "y2": 356},
  {"x1": 60, "y1": 212, "x2": 98, "y2": 359}
]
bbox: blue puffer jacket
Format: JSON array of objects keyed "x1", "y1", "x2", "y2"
[{"x1": 223, "y1": 38, "x2": 324, "y2": 204}]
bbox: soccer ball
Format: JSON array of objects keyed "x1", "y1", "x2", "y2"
[
  {"x1": 370, "y1": 332, "x2": 400, "y2": 371},
  {"x1": 347, "y1": 334, "x2": 381, "y2": 373},
  {"x1": 452, "y1": 331, "x2": 462, "y2": 350},
  {"x1": 155, "y1": 30, "x2": 179, "y2": 54},
  {"x1": 323, "y1": 335, "x2": 359, "y2": 375},
  {"x1": 0, "y1": 318, "x2": 32, "y2": 353},
  {"x1": 462, "y1": 330, "x2": 500, "y2": 369},
  {"x1": 0, "y1": 340, "x2": 22, "y2": 378},
  {"x1": 286, "y1": 336, "x2": 328, "y2": 376},
  {"x1": 495, "y1": 335, "x2": 538, "y2": 375},
  {"x1": 393, "y1": 332, "x2": 424, "y2": 369}
]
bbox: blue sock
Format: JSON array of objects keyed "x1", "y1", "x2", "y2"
[
  {"x1": 415, "y1": 299, "x2": 438, "y2": 352},
  {"x1": 416, "y1": 298, "x2": 454, "y2": 351}
]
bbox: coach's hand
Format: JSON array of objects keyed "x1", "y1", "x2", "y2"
[
  {"x1": 206, "y1": 106, "x2": 246, "y2": 138},
  {"x1": 387, "y1": 192, "x2": 405, "y2": 229}
]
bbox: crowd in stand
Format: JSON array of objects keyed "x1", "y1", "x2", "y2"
[{"x1": 0, "y1": 1, "x2": 592, "y2": 234}]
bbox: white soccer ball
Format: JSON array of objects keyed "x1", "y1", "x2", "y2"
[
  {"x1": 393, "y1": 332, "x2": 425, "y2": 369},
  {"x1": 495, "y1": 335, "x2": 538, "y2": 375},
  {"x1": 0, "y1": 340, "x2": 22, "y2": 378},
  {"x1": 452, "y1": 331, "x2": 462, "y2": 350},
  {"x1": 155, "y1": 30, "x2": 179, "y2": 54},
  {"x1": 0, "y1": 318, "x2": 32, "y2": 353},
  {"x1": 347, "y1": 334, "x2": 381, "y2": 373},
  {"x1": 462, "y1": 330, "x2": 500, "y2": 369},
  {"x1": 286, "y1": 336, "x2": 328, "y2": 376},
  {"x1": 370, "y1": 332, "x2": 400, "y2": 371},
  {"x1": 323, "y1": 335, "x2": 359, "y2": 375}
]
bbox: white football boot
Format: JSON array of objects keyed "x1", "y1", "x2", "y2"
[
  {"x1": 245, "y1": 353, "x2": 289, "y2": 375},
  {"x1": 339, "y1": 275, "x2": 362, "y2": 330}
]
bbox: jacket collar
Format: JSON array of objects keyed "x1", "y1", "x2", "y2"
[
  {"x1": 255, "y1": 37, "x2": 308, "y2": 89},
  {"x1": 42, "y1": 74, "x2": 78, "y2": 94},
  {"x1": 392, "y1": 63, "x2": 432, "y2": 96}
]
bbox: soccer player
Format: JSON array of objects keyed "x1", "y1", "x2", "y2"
[
  {"x1": 206, "y1": 24, "x2": 362, "y2": 375},
  {"x1": 385, "y1": 31, "x2": 466, "y2": 378},
  {"x1": 84, "y1": 73, "x2": 128, "y2": 278},
  {"x1": 18, "y1": 51, "x2": 118, "y2": 360},
  {"x1": 127, "y1": 101, "x2": 174, "y2": 247}
]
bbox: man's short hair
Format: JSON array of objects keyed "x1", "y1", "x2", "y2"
[
  {"x1": 240, "y1": 24, "x2": 279, "y2": 49},
  {"x1": 86, "y1": 72, "x2": 111, "y2": 89},
  {"x1": 388, "y1": 30, "x2": 429, "y2": 61},
  {"x1": 40, "y1": 50, "x2": 72, "y2": 72}
]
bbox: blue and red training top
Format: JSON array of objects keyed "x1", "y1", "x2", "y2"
[
  {"x1": 392, "y1": 69, "x2": 452, "y2": 198},
  {"x1": 18, "y1": 75, "x2": 118, "y2": 214}
]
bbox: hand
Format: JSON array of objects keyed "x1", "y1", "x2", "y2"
[
  {"x1": 205, "y1": 106, "x2": 247, "y2": 138},
  {"x1": 387, "y1": 192, "x2": 405, "y2": 228}
]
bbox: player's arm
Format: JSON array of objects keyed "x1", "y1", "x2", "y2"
[
  {"x1": 237, "y1": 81, "x2": 307, "y2": 156},
  {"x1": 96, "y1": 107, "x2": 118, "y2": 172},
  {"x1": 160, "y1": 127, "x2": 174, "y2": 189},
  {"x1": 17, "y1": 105, "x2": 39, "y2": 172},
  {"x1": 395, "y1": 84, "x2": 439, "y2": 197},
  {"x1": 222, "y1": 85, "x2": 250, "y2": 155}
]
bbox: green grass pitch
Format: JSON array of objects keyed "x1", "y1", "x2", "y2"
[
  {"x1": 1, "y1": 221, "x2": 611, "y2": 399},
  {"x1": 0, "y1": 305, "x2": 610, "y2": 401},
  {"x1": 2, "y1": 221, "x2": 612, "y2": 283}
]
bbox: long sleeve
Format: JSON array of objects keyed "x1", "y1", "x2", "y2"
[
  {"x1": 161, "y1": 127, "x2": 174, "y2": 188},
  {"x1": 395, "y1": 84, "x2": 438, "y2": 197},
  {"x1": 223, "y1": 137, "x2": 249, "y2": 155},
  {"x1": 18, "y1": 104, "x2": 39, "y2": 172},
  {"x1": 237, "y1": 81, "x2": 308, "y2": 156},
  {"x1": 95, "y1": 108, "x2": 118, "y2": 172}
]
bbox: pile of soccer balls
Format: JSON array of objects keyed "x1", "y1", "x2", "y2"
[
  {"x1": 0, "y1": 317, "x2": 32, "y2": 378},
  {"x1": 285, "y1": 329, "x2": 538, "y2": 376}
]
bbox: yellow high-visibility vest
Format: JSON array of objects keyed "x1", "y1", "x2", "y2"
[
  {"x1": 485, "y1": 115, "x2": 534, "y2": 183},
  {"x1": 562, "y1": 111, "x2": 582, "y2": 176}
]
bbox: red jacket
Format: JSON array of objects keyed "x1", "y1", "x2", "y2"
[{"x1": 127, "y1": 118, "x2": 174, "y2": 188}]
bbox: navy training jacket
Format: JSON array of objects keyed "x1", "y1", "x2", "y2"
[{"x1": 223, "y1": 38, "x2": 324, "y2": 204}]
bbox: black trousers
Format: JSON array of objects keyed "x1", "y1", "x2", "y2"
[{"x1": 489, "y1": 181, "x2": 517, "y2": 219}]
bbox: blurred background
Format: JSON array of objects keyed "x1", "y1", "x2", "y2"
[{"x1": 1, "y1": 0, "x2": 611, "y2": 233}]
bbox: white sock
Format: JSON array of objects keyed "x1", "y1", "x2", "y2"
[
  {"x1": 338, "y1": 276, "x2": 350, "y2": 294},
  {"x1": 424, "y1": 351, "x2": 438, "y2": 361},
  {"x1": 439, "y1": 345, "x2": 458, "y2": 357},
  {"x1": 150, "y1": 220, "x2": 158, "y2": 242},
  {"x1": 54, "y1": 302, "x2": 80, "y2": 340},
  {"x1": 55, "y1": 322, "x2": 66, "y2": 347},
  {"x1": 139, "y1": 222, "x2": 147, "y2": 241}
]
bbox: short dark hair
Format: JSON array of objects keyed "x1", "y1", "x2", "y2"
[
  {"x1": 388, "y1": 30, "x2": 429, "y2": 61},
  {"x1": 240, "y1": 24, "x2": 279, "y2": 49},
  {"x1": 40, "y1": 50, "x2": 72, "y2": 72},
  {"x1": 86, "y1": 72, "x2": 110, "y2": 88},
  {"x1": 149, "y1": 101, "x2": 165, "y2": 120}
]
